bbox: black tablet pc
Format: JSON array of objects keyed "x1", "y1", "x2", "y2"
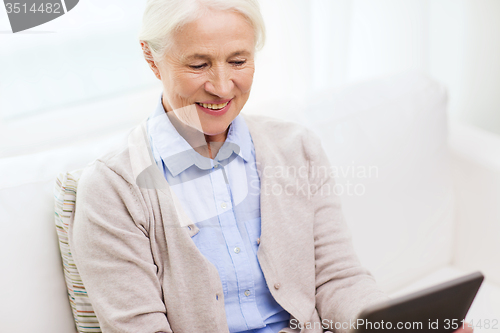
[{"x1": 351, "y1": 271, "x2": 484, "y2": 333}]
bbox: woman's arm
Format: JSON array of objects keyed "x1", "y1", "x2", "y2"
[
  {"x1": 303, "y1": 128, "x2": 389, "y2": 331},
  {"x1": 303, "y1": 129, "x2": 473, "y2": 333},
  {"x1": 69, "y1": 161, "x2": 172, "y2": 333}
]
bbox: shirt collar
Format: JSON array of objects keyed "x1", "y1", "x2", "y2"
[{"x1": 147, "y1": 94, "x2": 252, "y2": 177}]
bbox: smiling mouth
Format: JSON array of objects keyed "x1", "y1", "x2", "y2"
[{"x1": 195, "y1": 101, "x2": 230, "y2": 110}]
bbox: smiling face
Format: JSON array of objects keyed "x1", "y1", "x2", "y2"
[{"x1": 147, "y1": 9, "x2": 256, "y2": 141}]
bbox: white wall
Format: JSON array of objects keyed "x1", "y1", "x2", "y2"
[
  {"x1": 249, "y1": 0, "x2": 500, "y2": 136},
  {"x1": 430, "y1": 0, "x2": 500, "y2": 136},
  {"x1": 348, "y1": 0, "x2": 430, "y2": 82},
  {"x1": 0, "y1": 0, "x2": 157, "y2": 120}
]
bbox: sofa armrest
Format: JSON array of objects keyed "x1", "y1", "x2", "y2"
[{"x1": 448, "y1": 120, "x2": 500, "y2": 286}]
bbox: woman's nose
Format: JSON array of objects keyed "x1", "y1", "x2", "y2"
[{"x1": 205, "y1": 66, "x2": 234, "y2": 97}]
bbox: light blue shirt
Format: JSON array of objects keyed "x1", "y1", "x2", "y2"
[{"x1": 147, "y1": 95, "x2": 290, "y2": 333}]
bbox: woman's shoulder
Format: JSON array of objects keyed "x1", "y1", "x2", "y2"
[
  {"x1": 77, "y1": 153, "x2": 134, "y2": 204},
  {"x1": 241, "y1": 113, "x2": 325, "y2": 164}
]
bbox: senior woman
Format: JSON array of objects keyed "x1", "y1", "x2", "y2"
[{"x1": 69, "y1": 1, "x2": 472, "y2": 333}]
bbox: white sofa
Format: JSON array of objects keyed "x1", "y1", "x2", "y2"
[{"x1": 1, "y1": 72, "x2": 499, "y2": 333}]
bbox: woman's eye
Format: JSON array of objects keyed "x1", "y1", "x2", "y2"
[
  {"x1": 189, "y1": 64, "x2": 206, "y2": 70},
  {"x1": 231, "y1": 60, "x2": 246, "y2": 66}
]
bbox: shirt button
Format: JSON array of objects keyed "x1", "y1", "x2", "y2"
[
  {"x1": 256, "y1": 238, "x2": 260, "y2": 245},
  {"x1": 221, "y1": 202, "x2": 227, "y2": 209},
  {"x1": 216, "y1": 294, "x2": 219, "y2": 300},
  {"x1": 234, "y1": 247, "x2": 241, "y2": 254},
  {"x1": 274, "y1": 283, "x2": 281, "y2": 290},
  {"x1": 214, "y1": 164, "x2": 219, "y2": 168},
  {"x1": 244, "y1": 290, "x2": 251, "y2": 297}
]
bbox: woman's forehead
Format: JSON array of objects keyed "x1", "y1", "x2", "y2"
[
  {"x1": 170, "y1": 9, "x2": 256, "y2": 56},
  {"x1": 183, "y1": 49, "x2": 253, "y2": 61}
]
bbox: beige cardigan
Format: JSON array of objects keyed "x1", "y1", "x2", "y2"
[{"x1": 69, "y1": 114, "x2": 388, "y2": 333}]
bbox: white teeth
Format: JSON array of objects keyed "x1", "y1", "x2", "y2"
[{"x1": 199, "y1": 101, "x2": 229, "y2": 110}]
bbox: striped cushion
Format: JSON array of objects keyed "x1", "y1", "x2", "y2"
[{"x1": 54, "y1": 170, "x2": 102, "y2": 333}]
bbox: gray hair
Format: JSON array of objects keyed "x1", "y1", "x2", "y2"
[{"x1": 138, "y1": 0, "x2": 266, "y2": 61}]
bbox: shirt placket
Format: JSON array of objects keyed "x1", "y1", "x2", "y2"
[{"x1": 210, "y1": 161, "x2": 265, "y2": 331}]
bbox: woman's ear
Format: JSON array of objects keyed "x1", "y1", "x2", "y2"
[{"x1": 140, "y1": 41, "x2": 161, "y2": 80}]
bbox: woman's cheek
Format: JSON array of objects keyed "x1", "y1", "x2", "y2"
[
  {"x1": 176, "y1": 74, "x2": 206, "y2": 100},
  {"x1": 235, "y1": 68, "x2": 254, "y2": 93}
]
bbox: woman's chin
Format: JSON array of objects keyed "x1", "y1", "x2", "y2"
[{"x1": 200, "y1": 123, "x2": 231, "y2": 138}]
